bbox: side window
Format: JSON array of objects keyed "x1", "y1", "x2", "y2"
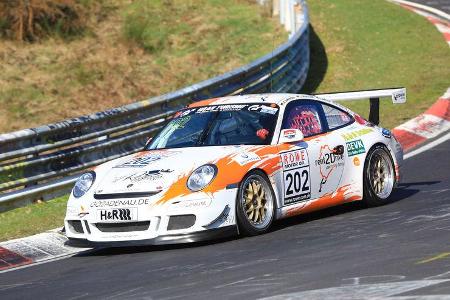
[
  {"x1": 282, "y1": 102, "x2": 324, "y2": 137},
  {"x1": 321, "y1": 103, "x2": 353, "y2": 130}
]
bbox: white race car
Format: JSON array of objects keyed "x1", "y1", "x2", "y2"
[{"x1": 65, "y1": 88, "x2": 405, "y2": 247}]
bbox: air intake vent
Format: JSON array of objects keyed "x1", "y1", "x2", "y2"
[
  {"x1": 68, "y1": 220, "x2": 84, "y2": 234},
  {"x1": 95, "y1": 221, "x2": 150, "y2": 232},
  {"x1": 167, "y1": 215, "x2": 196, "y2": 230}
]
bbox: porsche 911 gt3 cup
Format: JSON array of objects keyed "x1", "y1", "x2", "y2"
[{"x1": 65, "y1": 88, "x2": 406, "y2": 246}]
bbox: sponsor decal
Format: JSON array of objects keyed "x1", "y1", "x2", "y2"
[
  {"x1": 179, "y1": 104, "x2": 279, "y2": 116},
  {"x1": 115, "y1": 155, "x2": 161, "y2": 168},
  {"x1": 346, "y1": 139, "x2": 366, "y2": 156},
  {"x1": 98, "y1": 208, "x2": 137, "y2": 221},
  {"x1": 392, "y1": 89, "x2": 406, "y2": 103},
  {"x1": 283, "y1": 129, "x2": 296, "y2": 139},
  {"x1": 78, "y1": 205, "x2": 88, "y2": 218},
  {"x1": 353, "y1": 156, "x2": 360, "y2": 166},
  {"x1": 66, "y1": 206, "x2": 78, "y2": 217},
  {"x1": 234, "y1": 152, "x2": 260, "y2": 166},
  {"x1": 249, "y1": 104, "x2": 278, "y2": 115},
  {"x1": 171, "y1": 116, "x2": 191, "y2": 128},
  {"x1": 171, "y1": 199, "x2": 211, "y2": 209},
  {"x1": 281, "y1": 149, "x2": 309, "y2": 170},
  {"x1": 196, "y1": 104, "x2": 247, "y2": 113},
  {"x1": 315, "y1": 145, "x2": 344, "y2": 192},
  {"x1": 114, "y1": 153, "x2": 175, "y2": 168},
  {"x1": 90, "y1": 198, "x2": 150, "y2": 208},
  {"x1": 381, "y1": 128, "x2": 392, "y2": 138},
  {"x1": 341, "y1": 128, "x2": 373, "y2": 141},
  {"x1": 281, "y1": 149, "x2": 311, "y2": 205},
  {"x1": 113, "y1": 169, "x2": 172, "y2": 183}
]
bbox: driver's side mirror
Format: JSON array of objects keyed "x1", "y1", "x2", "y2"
[{"x1": 279, "y1": 129, "x2": 304, "y2": 144}]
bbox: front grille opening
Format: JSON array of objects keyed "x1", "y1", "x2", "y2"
[
  {"x1": 95, "y1": 221, "x2": 150, "y2": 233},
  {"x1": 68, "y1": 220, "x2": 84, "y2": 234},
  {"x1": 167, "y1": 215, "x2": 196, "y2": 230}
]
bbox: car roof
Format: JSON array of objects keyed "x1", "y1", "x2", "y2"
[{"x1": 188, "y1": 93, "x2": 324, "y2": 108}]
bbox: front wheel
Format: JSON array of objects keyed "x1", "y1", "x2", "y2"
[
  {"x1": 236, "y1": 171, "x2": 276, "y2": 236},
  {"x1": 363, "y1": 145, "x2": 396, "y2": 206}
]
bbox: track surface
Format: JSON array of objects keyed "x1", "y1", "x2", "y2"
[
  {"x1": 1, "y1": 137, "x2": 449, "y2": 299},
  {"x1": 408, "y1": 0, "x2": 450, "y2": 14}
]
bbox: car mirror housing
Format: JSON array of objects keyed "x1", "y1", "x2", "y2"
[{"x1": 279, "y1": 129, "x2": 304, "y2": 144}]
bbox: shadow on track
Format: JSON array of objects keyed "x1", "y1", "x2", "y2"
[
  {"x1": 75, "y1": 181, "x2": 433, "y2": 257},
  {"x1": 300, "y1": 25, "x2": 328, "y2": 93}
]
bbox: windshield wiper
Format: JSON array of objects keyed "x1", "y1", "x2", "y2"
[{"x1": 197, "y1": 112, "x2": 219, "y2": 146}]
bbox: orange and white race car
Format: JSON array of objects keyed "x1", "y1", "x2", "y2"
[{"x1": 65, "y1": 89, "x2": 405, "y2": 247}]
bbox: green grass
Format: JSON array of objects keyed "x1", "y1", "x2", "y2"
[
  {"x1": 0, "y1": 195, "x2": 69, "y2": 242},
  {"x1": 0, "y1": 0, "x2": 285, "y2": 132},
  {"x1": 303, "y1": 0, "x2": 450, "y2": 129}
]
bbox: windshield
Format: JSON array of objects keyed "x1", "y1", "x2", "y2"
[{"x1": 147, "y1": 104, "x2": 279, "y2": 149}]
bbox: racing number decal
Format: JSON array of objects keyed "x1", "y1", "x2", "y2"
[
  {"x1": 281, "y1": 149, "x2": 311, "y2": 205},
  {"x1": 285, "y1": 168, "x2": 309, "y2": 197}
]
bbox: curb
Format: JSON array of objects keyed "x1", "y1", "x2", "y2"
[
  {"x1": 0, "y1": 228, "x2": 90, "y2": 273},
  {"x1": 393, "y1": 89, "x2": 450, "y2": 151},
  {"x1": 390, "y1": 1, "x2": 450, "y2": 152},
  {"x1": 1, "y1": 1, "x2": 449, "y2": 273}
]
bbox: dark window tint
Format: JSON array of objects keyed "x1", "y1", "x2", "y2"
[{"x1": 321, "y1": 103, "x2": 353, "y2": 130}]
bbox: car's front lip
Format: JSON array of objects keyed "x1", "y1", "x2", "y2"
[{"x1": 65, "y1": 225, "x2": 238, "y2": 248}]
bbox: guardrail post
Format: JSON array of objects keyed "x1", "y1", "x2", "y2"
[
  {"x1": 280, "y1": 0, "x2": 286, "y2": 25},
  {"x1": 273, "y1": 0, "x2": 280, "y2": 16}
]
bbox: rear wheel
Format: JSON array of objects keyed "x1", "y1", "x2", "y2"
[
  {"x1": 236, "y1": 171, "x2": 275, "y2": 236},
  {"x1": 363, "y1": 145, "x2": 396, "y2": 206}
]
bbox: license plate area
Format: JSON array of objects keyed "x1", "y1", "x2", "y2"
[{"x1": 97, "y1": 208, "x2": 138, "y2": 222}]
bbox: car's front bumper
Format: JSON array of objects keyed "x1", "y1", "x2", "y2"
[
  {"x1": 65, "y1": 225, "x2": 237, "y2": 248},
  {"x1": 64, "y1": 188, "x2": 238, "y2": 246}
]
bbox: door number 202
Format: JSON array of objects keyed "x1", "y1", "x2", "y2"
[{"x1": 284, "y1": 167, "x2": 310, "y2": 200}]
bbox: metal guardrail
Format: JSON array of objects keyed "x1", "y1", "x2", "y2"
[{"x1": 0, "y1": 0, "x2": 310, "y2": 211}]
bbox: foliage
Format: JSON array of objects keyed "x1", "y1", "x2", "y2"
[{"x1": 0, "y1": 0, "x2": 87, "y2": 41}]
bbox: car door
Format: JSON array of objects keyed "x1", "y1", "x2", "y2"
[{"x1": 278, "y1": 100, "x2": 348, "y2": 206}]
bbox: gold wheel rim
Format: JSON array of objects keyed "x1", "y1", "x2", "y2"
[
  {"x1": 369, "y1": 151, "x2": 394, "y2": 199},
  {"x1": 244, "y1": 180, "x2": 267, "y2": 224}
]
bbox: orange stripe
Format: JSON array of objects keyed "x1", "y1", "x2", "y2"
[
  {"x1": 188, "y1": 98, "x2": 220, "y2": 108},
  {"x1": 285, "y1": 184, "x2": 360, "y2": 217}
]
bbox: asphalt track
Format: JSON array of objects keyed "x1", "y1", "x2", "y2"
[
  {"x1": 408, "y1": 0, "x2": 450, "y2": 14},
  {"x1": 0, "y1": 135, "x2": 449, "y2": 299}
]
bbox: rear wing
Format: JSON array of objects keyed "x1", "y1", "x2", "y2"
[{"x1": 315, "y1": 87, "x2": 406, "y2": 125}]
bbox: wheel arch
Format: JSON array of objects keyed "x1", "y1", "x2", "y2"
[
  {"x1": 242, "y1": 167, "x2": 282, "y2": 216},
  {"x1": 363, "y1": 142, "x2": 397, "y2": 183}
]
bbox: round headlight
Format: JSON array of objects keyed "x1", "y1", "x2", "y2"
[
  {"x1": 73, "y1": 172, "x2": 96, "y2": 198},
  {"x1": 187, "y1": 164, "x2": 217, "y2": 192}
]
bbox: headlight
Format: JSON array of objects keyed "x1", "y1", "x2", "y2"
[
  {"x1": 73, "y1": 172, "x2": 96, "y2": 198},
  {"x1": 187, "y1": 164, "x2": 217, "y2": 192}
]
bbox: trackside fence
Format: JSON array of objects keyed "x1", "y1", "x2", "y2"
[{"x1": 0, "y1": 0, "x2": 310, "y2": 211}]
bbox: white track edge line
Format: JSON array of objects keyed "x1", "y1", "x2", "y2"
[
  {"x1": 389, "y1": 0, "x2": 450, "y2": 21},
  {"x1": 404, "y1": 132, "x2": 450, "y2": 159}
]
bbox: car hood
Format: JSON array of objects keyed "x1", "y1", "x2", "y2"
[{"x1": 93, "y1": 146, "x2": 260, "y2": 195}]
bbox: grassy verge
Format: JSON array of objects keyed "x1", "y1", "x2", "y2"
[
  {"x1": 0, "y1": 0, "x2": 285, "y2": 132},
  {"x1": 0, "y1": 195, "x2": 68, "y2": 242},
  {"x1": 303, "y1": 0, "x2": 450, "y2": 129}
]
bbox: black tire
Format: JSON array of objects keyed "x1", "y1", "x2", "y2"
[
  {"x1": 363, "y1": 144, "x2": 396, "y2": 207},
  {"x1": 236, "y1": 170, "x2": 276, "y2": 236}
]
